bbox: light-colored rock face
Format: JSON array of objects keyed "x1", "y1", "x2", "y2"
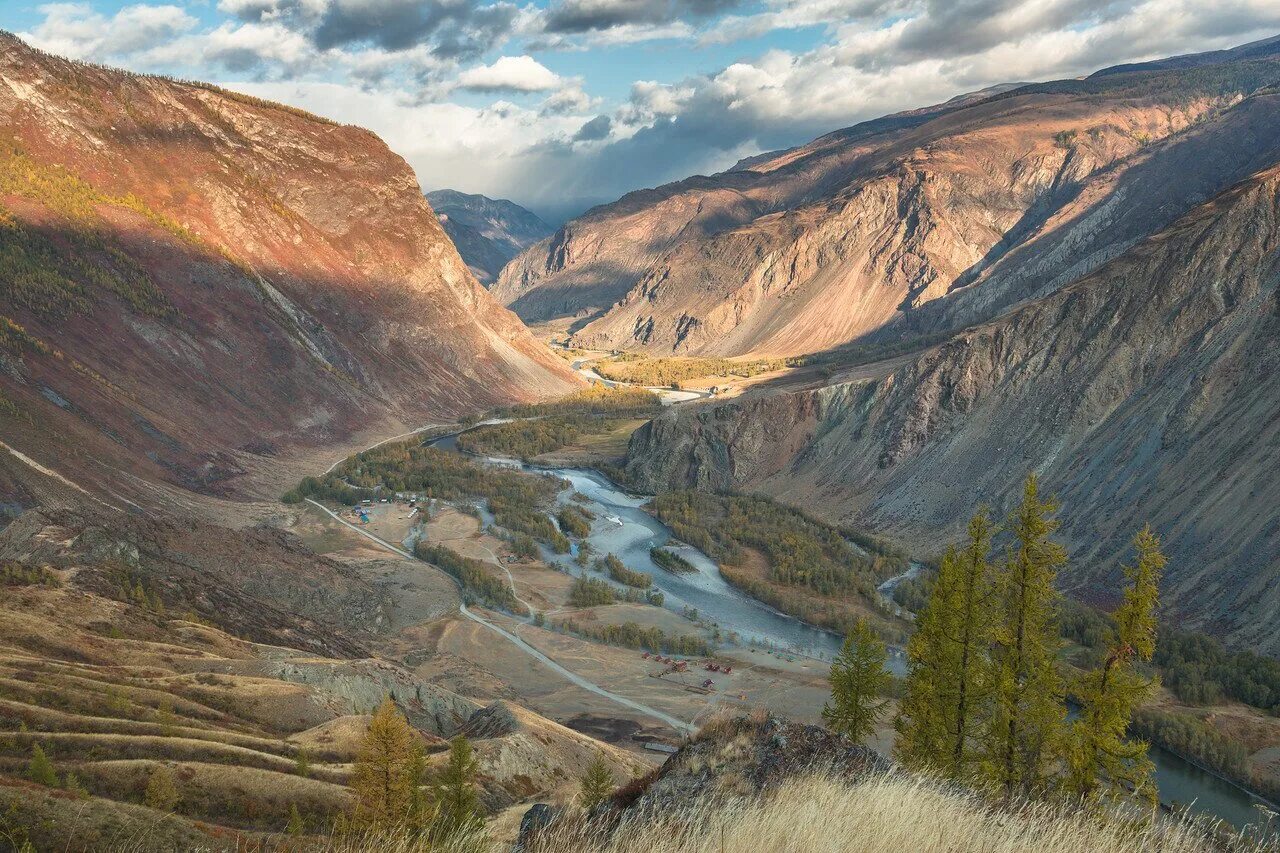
[
  {"x1": 627, "y1": 123, "x2": 1280, "y2": 653},
  {"x1": 496, "y1": 57, "x2": 1280, "y2": 358},
  {"x1": 0, "y1": 33, "x2": 577, "y2": 508}
]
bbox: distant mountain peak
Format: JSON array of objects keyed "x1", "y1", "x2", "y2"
[{"x1": 425, "y1": 189, "x2": 553, "y2": 285}]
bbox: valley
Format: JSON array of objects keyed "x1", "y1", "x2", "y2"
[{"x1": 1, "y1": 20, "x2": 1280, "y2": 853}]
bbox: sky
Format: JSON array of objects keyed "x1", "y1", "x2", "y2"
[{"x1": 4, "y1": 1, "x2": 1280, "y2": 222}]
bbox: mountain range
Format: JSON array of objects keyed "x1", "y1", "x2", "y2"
[
  {"x1": 426, "y1": 189, "x2": 553, "y2": 285},
  {"x1": 496, "y1": 35, "x2": 1280, "y2": 361},
  {"x1": 621, "y1": 38, "x2": 1280, "y2": 651}
]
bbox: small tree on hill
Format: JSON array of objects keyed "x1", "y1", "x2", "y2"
[
  {"x1": 286, "y1": 803, "x2": 306, "y2": 836},
  {"x1": 351, "y1": 696, "x2": 417, "y2": 827},
  {"x1": 27, "y1": 744, "x2": 57, "y2": 787},
  {"x1": 578, "y1": 752, "x2": 615, "y2": 811},
  {"x1": 295, "y1": 746, "x2": 311, "y2": 778},
  {"x1": 822, "y1": 618, "x2": 891, "y2": 745},
  {"x1": 144, "y1": 765, "x2": 181, "y2": 812},
  {"x1": 433, "y1": 735, "x2": 482, "y2": 837}
]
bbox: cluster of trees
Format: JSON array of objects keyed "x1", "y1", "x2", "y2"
[
  {"x1": 568, "y1": 576, "x2": 616, "y2": 607},
  {"x1": 0, "y1": 141, "x2": 174, "y2": 321},
  {"x1": 719, "y1": 563, "x2": 890, "y2": 640},
  {"x1": 414, "y1": 544, "x2": 525, "y2": 615},
  {"x1": 0, "y1": 561, "x2": 60, "y2": 588},
  {"x1": 829, "y1": 477, "x2": 1166, "y2": 806},
  {"x1": 1154, "y1": 630, "x2": 1280, "y2": 712},
  {"x1": 345, "y1": 698, "x2": 483, "y2": 843},
  {"x1": 286, "y1": 439, "x2": 582, "y2": 553},
  {"x1": 558, "y1": 505, "x2": 594, "y2": 538},
  {"x1": 593, "y1": 355, "x2": 790, "y2": 386},
  {"x1": 456, "y1": 416, "x2": 617, "y2": 461},
  {"x1": 493, "y1": 384, "x2": 661, "y2": 418},
  {"x1": 600, "y1": 553, "x2": 651, "y2": 589},
  {"x1": 552, "y1": 618, "x2": 711, "y2": 656},
  {"x1": 1130, "y1": 709, "x2": 1246, "y2": 778},
  {"x1": 652, "y1": 491, "x2": 878, "y2": 599},
  {"x1": 649, "y1": 547, "x2": 696, "y2": 574}
]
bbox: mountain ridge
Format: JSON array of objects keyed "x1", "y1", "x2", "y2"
[
  {"x1": 495, "y1": 47, "x2": 1280, "y2": 358},
  {"x1": 426, "y1": 189, "x2": 554, "y2": 285},
  {"x1": 0, "y1": 32, "x2": 577, "y2": 515}
]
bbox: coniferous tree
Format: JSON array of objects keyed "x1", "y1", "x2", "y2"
[
  {"x1": 1068, "y1": 526, "x2": 1165, "y2": 803},
  {"x1": 351, "y1": 697, "x2": 417, "y2": 827},
  {"x1": 27, "y1": 744, "x2": 56, "y2": 787},
  {"x1": 286, "y1": 803, "x2": 306, "y2": 836},
  {"x1": 143, "y1": 765, "x2": 181, "y2": 812},
  {"x1": 433, "y1": 735, "x2": 482, "y2": 837},
  {"x1": 823, "y1": 618, "x2": 891, "y2": 745},
  {"x1": 897, "y1": 509, "x2": 994, "y2": 779},
  {"x1": 578, "y1": 752, "x2": 615, "y2": 811},
  {"x1": 982, "y1": 475, "x2": 1067, "y2": 799},
  {"x1": 295, "y1": 746, "x2": 311, "y2": 778}
]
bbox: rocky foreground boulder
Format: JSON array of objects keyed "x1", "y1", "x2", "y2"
[{"x1": 515, "y1": 714, "x2": 890, "y2": 850}]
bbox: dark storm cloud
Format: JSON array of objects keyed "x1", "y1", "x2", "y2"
[
  {"x1": 311, "y1": 0, "x2": 517, "y2": 55},
  {"x1": 544, "y1": 0, "x2": 741, "y2": 34},
  {"x1": 572, "y1": 114, "x2": 612, "y2": 140}
]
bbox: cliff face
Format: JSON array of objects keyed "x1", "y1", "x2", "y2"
[
  {"x1": 0, "y1": 33, "x2": 576, "y2": 511},
  {"x1": 496, "y1": 43, "x2": 1280, "y2": 358},
  {"x1": 425, "y1": 189, "x2": 553, "y2": 285},
  {"x1": 628, "y1": 134, "x2": 1280, "y2": 652}
]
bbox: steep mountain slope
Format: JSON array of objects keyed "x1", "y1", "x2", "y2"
[
  {"x1": 426, "y1": 189, "x2": 553, "y2": 284},
  {"x1": 627, "y1": 101, "x2": 1280, "y2": 652},
  {"x1": 496, "y1": 44, "x2": 1280, "y2": 358},
  {"x1": 0, "y1": 33, "x2": 576, "y2": 514}
]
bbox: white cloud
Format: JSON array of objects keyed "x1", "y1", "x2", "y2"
[
  {"x1": 24, "y1": 2, "x2": 198, "y2": 62},
  {"x1": 456, "y1": 55, "x2": 562, "y2": 92}
]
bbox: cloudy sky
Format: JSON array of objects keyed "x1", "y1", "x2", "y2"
[{"x1": 5, "y1": 1, "x2": 1279, "y2": 220}]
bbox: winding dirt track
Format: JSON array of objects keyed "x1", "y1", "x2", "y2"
[{"x1": 305, "y1": 498, "x2": 694, "y2": 734}]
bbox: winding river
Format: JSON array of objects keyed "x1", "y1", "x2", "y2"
[{"x1": 427, "y1": 430, "x2": 1274, "y2": 835}]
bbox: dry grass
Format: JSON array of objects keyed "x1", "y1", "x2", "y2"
[{"x1": 524, "y1": 772, "x2": 1266, "y2": 853}]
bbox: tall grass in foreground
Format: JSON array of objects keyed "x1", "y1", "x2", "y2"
[{"x1": 524, "y1": 773, "x2": 1268, "y2": 853}]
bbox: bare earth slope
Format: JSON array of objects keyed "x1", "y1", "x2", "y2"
[
  {"x1": 0, "y1": 32, "x2": 576, "y2": 513},
  {"x1": 627, "y1": 108, "x2": 1280, "y2": 652},
  {"x1": 496, "y1": 44, "x2": 1280, "y2": 359}
]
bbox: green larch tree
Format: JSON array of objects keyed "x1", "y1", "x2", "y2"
[
  {"x1": 578, "y1": 752, "x2": 616, "y2": 811},
  {"x1": 982, "y1": 475, "x2": 1067, "y2": 799},
  {"x1": 897, "y1": 509, "x2": 994, "y2": 779},
  {"x1": 1068, "y1": 525, "x2": 1165, "y2": 803},
  {"x1": 27, "y1": 744, "x2": 56, "y2": 787},
  {"x1": 823, "y1": 618, "x2": 891, "y2": 745},
  {"x1": 433, "y1": 734, "x2": 482, "y2": 837}
]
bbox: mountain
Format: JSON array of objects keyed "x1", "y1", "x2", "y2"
[
  {"x1": 0, "y1": 33, "x2": 576, "y2": 515},
  {"x1": 425, "y1": 189, "x2": 553, "y2": 285},
  {"x1": 495, "y1": 48, "x2": 1280, "y2": 358},
  {"x1": 626, "y1": 81, "x2": 1280, "y2": 653}
]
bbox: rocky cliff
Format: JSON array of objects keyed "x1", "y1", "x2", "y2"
[
  {"x1": 426, "y1": 189, "x2": 553, "y2": 285},
  {"x1": 0, "y1": 33, "x2": 577, "y2": 513},
  {"x1": 496, "y1": 38, "x2": 1280, "y2": 359},
  {"x1": 627, "y1": 118, "x2": 1280, "y2": 652}
]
